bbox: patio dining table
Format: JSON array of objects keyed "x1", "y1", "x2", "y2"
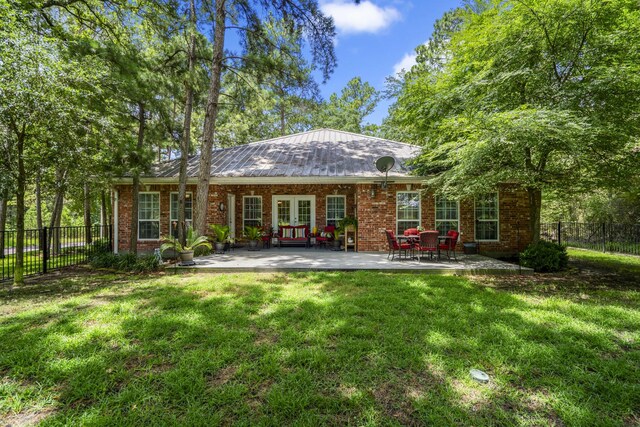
[
  {"x1": 397, "y1": 234, "x2": 452, "y2": 260},
  {"x1": 396, "y1": 235, "x2": 419, "y2": 259}
]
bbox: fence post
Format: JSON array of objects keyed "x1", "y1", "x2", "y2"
[
  {"x1": 42, "y1": 227, "x2": 48, "y2": 274},
  {"x1": 602, "y1": 222, "x2": 606, "y2": 253},
  {"x1": 557, "y1": 221, "x2": 562, "y2": 246}
]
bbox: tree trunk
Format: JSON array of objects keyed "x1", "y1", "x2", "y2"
[
  {"x1": 0, "y1": 189, "x2": 7, "y2": 260},
  {"x1": 194, "y1": 0, "x2": 226, "y2": 235},
  {"x1": 14, "y1": 128, "x2": 26, "y2": 287},
  {"x1": 35, "y1": 172, "x2": 43, "y2": 230},
  {"x1": 48, "y1": 168, "x2": 66, "y2": 256},
  {"x1": 84, "y1": 182, "x2": 92, "y2": 244},
  {"x1": 527, "y1": 188, "x2": 542, "y2": 244},
  {"x1": 130, "y1": 102, "x2": 146, "y2": 255},
  {"x1": 178, "y1": 0, "x2": 197, "y2": 244},
  {"x1": 279, "y1": 102, "x2": 286, "y2": 136}
]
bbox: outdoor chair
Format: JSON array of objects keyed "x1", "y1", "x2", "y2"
[
  {"x1": 315, "y1": 225, "x2": 336, "y2": 249},
  {"x1": 403, "y1": 228, "x2": 419, "y2": 236},
  {"x1": 385, "y1": 229, "x2": 412, "y2": 260},
  {"x1": 439, "y1": 230, "x2": 460, "y2": 260},
  {"x1": 415, "y1": 230, "x2": 439, "y2": 261}
]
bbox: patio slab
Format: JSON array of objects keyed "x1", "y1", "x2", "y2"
[{"x1": 170, "y1": 248, "x2": 532, "y2": 275}]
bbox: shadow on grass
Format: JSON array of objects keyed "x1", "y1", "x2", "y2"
[{"x1": 0, "y1": 271, "x2": 638, "y2": 425}]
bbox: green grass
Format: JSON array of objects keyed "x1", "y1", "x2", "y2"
[
  {"x1": 568, "y1": 248, "x2": 640, "y2": 275},
  {"x1": 1, "y1": 270, "x2": 638, "y2": 426}
]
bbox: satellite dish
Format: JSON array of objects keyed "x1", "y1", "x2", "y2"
[
  {"x1": 375, "y1": 156, "x2": 395, "y2": 189},
  {"x1": 375, "y1": 156, "x2": 395, "y2": 173}
]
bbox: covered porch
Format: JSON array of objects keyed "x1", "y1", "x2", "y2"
[{"x1": 173, "y1": 248, "x2": 531, "y2": 275}]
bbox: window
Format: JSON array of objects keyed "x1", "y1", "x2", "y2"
[
  {"x1": 435, "y1": 196, "x2": 459, "y2": 235},
  {"x1": 243, "y1": 196, "x2": 262, "y2": 228},
  {"x1": 396, "y1": 192, "x2": 420, "y2": 234},
  {"x1": 170, "y1": 192, "x2": 193, "y2": 238},
  {"x1": 138, "y1": 192, "x2": 160, "y2": 240},
  {"x1": 475, "y1": 193, "x2": 499, "y2": 241},
  {"x1": 326, "y1": 196, "x2": 345, "y2": 226}
]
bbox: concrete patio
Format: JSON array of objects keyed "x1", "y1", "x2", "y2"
[{"x1": 172, "y1": 247, "x2": 532, "y2": 275}]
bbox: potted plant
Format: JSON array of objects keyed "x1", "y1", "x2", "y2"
[
  {"x1": 334, "y1": 216, "x2": 358, "y2": 250},
  {"x1": 244, "y1": 225, "x2": 263, "y2": 250},
  {"x1": 160, "y1": 227, "x2": 211, "y2": 264},
  {"x1": 210, "y1": 224, "x2": 230, "y2": 253}
]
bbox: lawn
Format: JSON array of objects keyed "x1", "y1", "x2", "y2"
[{"x1": 1, "y1": 266, "x2": 638, "y2": 425}]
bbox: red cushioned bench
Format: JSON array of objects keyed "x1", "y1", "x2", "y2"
[{"x1": 277, "y1": 225, "x2": 310, "y2": 248}]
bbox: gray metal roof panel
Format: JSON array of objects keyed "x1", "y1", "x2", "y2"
[{"x1": 144, "y1": 128, "x2": 420, "y2": 179}]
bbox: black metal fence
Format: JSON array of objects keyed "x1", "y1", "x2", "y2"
[
  {"x1": 0, "y1": 225, "x2": 112, "y2": 283},
  {"x1": 541, "y1": 222, "x2": 640, "y2": 256}
]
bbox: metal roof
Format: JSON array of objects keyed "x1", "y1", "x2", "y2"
[{"x1": 147, "y1": 128, "x2": 421, "y2": 179}]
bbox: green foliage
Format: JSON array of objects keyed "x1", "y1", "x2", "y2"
[
  {"x1": 244, "y1": 226, "x2": 263, "y2": 241},
  {"x1": 90, "y1": 238, "x2": 112, "y2": 255},
  {"x1": 89, "y1": 252, "x2": 159, "y2": 273},
  {"x1": 521, "y1": 241, "x2": 569, "y2": 273},
  {"x1": 313, "y1": 77, "x2": 380, "y2": 134},
  {"x1": 386, "y1": 0, "x2": 640, "y2": 235},
  {"x1": 160, "y1": 227, "x2": 211, "y2": 254},
  {"x1": 209, "y1": 224, "x2": 230, "y2": 243}
]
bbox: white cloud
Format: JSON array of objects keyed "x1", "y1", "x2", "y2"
[
  {"x1": 393, "y1": 52, "x2": 417, "y2": 75},
  {"x1": 321, "y1": 1, "x2": 401, "y2": 34}
]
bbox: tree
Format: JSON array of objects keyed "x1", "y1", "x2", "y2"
[
  {"x1": 313, "y1": 76, "x2": 380, "y2": 134},
  {"x1": 193, "y1": 0, "x2": 337, "y2": 235},
  {"x1": 0, "y1": 5, "x2": 111, "y2": 284},
  {"x1": 387, "y1": 0, "x2": 640, "y2": 242}
]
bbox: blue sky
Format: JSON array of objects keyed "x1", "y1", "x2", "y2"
[{"x1": 317, "y1": 0, "x2": 462, "y2": 125}]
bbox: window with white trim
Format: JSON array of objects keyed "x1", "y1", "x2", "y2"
[
  {"x1": 243, "y1": 196, "x2": 262, "y2": 228},
  {"x1": 396, "y1": 192, "x2": 420, "y2": 234},
  {"x1": 138, "y1": 192, "x2": 160, "y2": 240},
  {"x1": 170, "y1": 192, "x2": 193, "y2": 238},
  {"x1": 475, "y1": 193, "x2": 499, "y2": 241},
  {"x1": 326, "y1": 195, "x2": 345, "y2": 226},
  {"x1": 435, "y1": 196, "x2": 459, "y2": 235}
]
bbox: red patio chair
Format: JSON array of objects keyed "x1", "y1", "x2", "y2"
[
  {"x1": 385, "y1": 229, "x2": 412, "y2": 260},
  {"x1": 439, "y1": 230, "x2": 459, "y2": 260},
  {"x1": 415, "y1": 231, "x2": 439, "y2": 261},
  {"x1": 315, "y1": 225, "x2": 335, "y2": 249},
  {"x1": 403, "y1": 228, "x2": 419, "y2": 236}
]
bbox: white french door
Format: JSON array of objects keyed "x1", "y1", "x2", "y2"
[{"x1": 272, "y1": 195, "x2": 315, "y2": 229}]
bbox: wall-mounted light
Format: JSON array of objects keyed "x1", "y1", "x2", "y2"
[
  {"x1": 370, "y1": 186, "x2": 376, "y2": 198},
  {"x1": 218, "y1": 202, "x2": 226, "y2": 212}
]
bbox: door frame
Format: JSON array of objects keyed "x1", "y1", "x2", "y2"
[{"x1": 271, "y1": 195, "x2": 316, "y2": 229}]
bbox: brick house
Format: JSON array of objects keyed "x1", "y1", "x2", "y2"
[{"x1": 112, "y1": 129, "x2": 532, "y2": 255}]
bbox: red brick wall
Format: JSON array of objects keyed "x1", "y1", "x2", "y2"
[
  {"x1": 115, "y1": 183, "x2": 531, "y2": 255},
  {"x1": 355, "y1": 183, "x2": 532, "y2": 254}
]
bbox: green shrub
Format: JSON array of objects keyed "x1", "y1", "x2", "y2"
[
  {"x1": 90, "y1": 238, "x2": 112, "y2": 255},
  {"x1": 520, "y1": 241, "x2": 569, "y2": 272},
  {"x1": 89, "y1": 252, "x2": 159, "y2": 273}
]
